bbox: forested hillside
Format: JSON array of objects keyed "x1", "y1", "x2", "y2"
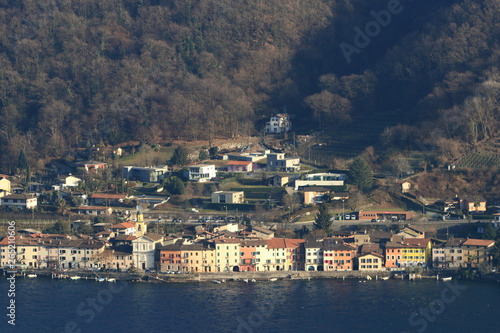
[{"x1": 0, "y1": 0, "x2": 499, "y2": 173}]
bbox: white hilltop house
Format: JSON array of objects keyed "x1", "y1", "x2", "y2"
[{"x1": 265, "y1": 113, "x2": 292, "y2": 134}]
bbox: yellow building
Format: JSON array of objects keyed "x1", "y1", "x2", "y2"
[
  {"x1": 215, "y1": 239, "x2": 240, "y2": 272},
  {"x1": 399, "y1": 238, "x2": 432, "y2": 267}
]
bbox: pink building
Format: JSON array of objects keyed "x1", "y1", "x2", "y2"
[{"x1": 226, "y1": 161, "x2": 253, "y2": 172}]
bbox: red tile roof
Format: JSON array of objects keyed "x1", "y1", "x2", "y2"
[
  {"x1": 227, "y1": 161, "x2": 252, "y2": 166},
  {"x1": 111, "y1": 222, "x2": 136, "y2": 229}
]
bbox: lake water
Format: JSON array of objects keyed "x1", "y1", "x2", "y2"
[{"x1": 1, "y1": 276, "x2": 498, "y2": 333}]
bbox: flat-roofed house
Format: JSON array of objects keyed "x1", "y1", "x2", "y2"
[
  {"x1": 187, "y1": 164, "x2": 216, "y2": 182},
  {"x1": 122, "y1": 165, "x2": 169, "y2": 183},
  {"x1": 267, "y1": 153, "x2": 300, "y2": 172},
  {"x1": 211, "y1": 191, "x2": 244, "y2": 204}
]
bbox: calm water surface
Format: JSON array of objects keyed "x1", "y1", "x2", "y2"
[{"x1": 1, "y1": 277, "x2": 498, "y2": 333}]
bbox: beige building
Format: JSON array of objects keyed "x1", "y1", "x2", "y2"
[
  {"x1": 357, "y1": 253, "x2": 384, "y2": 271},
  {"x1": 462, "y1": 239, "x2": 495, "y2": 267},
  {"x1": 303, "y1": 186, "x2": 330, "y2": 204},
  {"x1": 211, "y1": 191, "x2": 244, "y2": 204},
  {"x1": 0, "y1": 176, "x2": 11, "y2": 196}
]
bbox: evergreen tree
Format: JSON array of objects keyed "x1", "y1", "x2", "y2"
[
  {"x1": 313, "y1": 203, "x2": 332, "y2": 235},
  {"x1": 169, "y1": 146, "x2": 189, "y2": 166},
  {"x1": 349, "y1": 157, "x2": 373, "y2": 192},
  {"x1": 483, "y1": 223, "x2": 497, "y2": 240},
  {"x1": 17, "y1": 150, "x2": 28, "y2": 170},
  {"x1": 165, "y1": 176, "x2": 185, "y2": 195},
  {"x1": 209, "y1": 146, "x2": 219, "y2": 158},
  {"x1": 199, "y1": 150, "x2": 209, "y2": 161}
]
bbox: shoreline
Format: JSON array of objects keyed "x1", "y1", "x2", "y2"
[{"x1": 5, "y1": 268, "x2": 499, "y2": 284}]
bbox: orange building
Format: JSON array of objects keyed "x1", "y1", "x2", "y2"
[
  {"x1": 323, "y1": 242, "x2": 356, "y2": 271},
  {"x1": 384, "y1": 242, "x2": 403, "y2": 268},
  {"x1": 239, "y1": 240, "x2": 267, "y2": 272},
  {"x1": 159, "y1": 242, "x2": 183, "y2": 272}
]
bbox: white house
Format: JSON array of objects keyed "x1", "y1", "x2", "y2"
[
  {"x1": 0, "y1": 193, "x2": 37, "y2": 209},
  {"x1": 294, "y1": 173, "x2": 347, "y2": 190},
  {"x1": 61, "y1": 175, "x2": 82, "y2": 188},
  {"x1": 304, "y1": 241, "x2": 324, "y2": 271},
  {"x1": 132, "y1": 233, "x2": 164, "y2": 270},
  {"x1": 187, "y1": 164, "x2": 216, "y2": 182},
  {"x1": 265, "y1": 114, "x2": 291, "y2": 134}
]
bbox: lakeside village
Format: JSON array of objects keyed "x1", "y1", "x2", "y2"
[
  {"x1": 0, "y1": 217, "x2": 497, "y2": 278},
  {"x1": 0, "y1": 114, "x2": 499, "y2": 279}
]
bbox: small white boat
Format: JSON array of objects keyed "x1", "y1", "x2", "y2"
[
  {"x1": 366, "y1": 275, "x2": 372, "y2": 280},
  {"x1": 441, "y1": 277, "x2": 452, "y2": 282},
  {"x1": 221, "y1": 279, "x2": 226, "y2": 283},
  {"x1": 27, "y1": 274, "x2": 37, "y2": 278},
  {"x1": 96, "y1": 277, "x2": 106, "y2": 282},
  {"x1": 106, "y1": 277, "x2": 116, "y2": 282},
  {"x1": 70, "y1": 276, "x2": 81, "y2": 280},
  {"x1": 243, "y1": 279, "x2": 249, "y2": 283},
  {"x1": 269, "y1": 278, "x2": 278, "y2": 282},
  {"x1": 251, "y1": 279, "x2": 256, "y2": 283},
  {"x1": 381, "y1": 276, "x2": 390, "y2": 280},
  {"x1": 212, "y1": 280, "x2": 222, "y2": 284}
]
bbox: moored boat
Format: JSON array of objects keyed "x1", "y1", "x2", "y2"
[
  {"x1": 70, "y1": 276, "x2": 81, "y2": 280},
  {"x1": 212, "y1": 280, "x2": 222, "y2": 284},
  {"x1": 27, "y1": 274, "x2": 37, "y2": 278},
  {"x1": 441, "y1": 277, "x2": 452, "y2": 282}
]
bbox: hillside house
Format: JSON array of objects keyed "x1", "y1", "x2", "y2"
[
  {"x1": 187, "y1": 164, "x2": 216, "y2": 182},
  {"x1": 265, "y1": 113, "x2": 291, "y2": 134},
  {"x1": 122, "y1": 165, "x2": 169, "y2": 183},
  {"x1": 211, "y1": 191, "x2": 245, "y2": 204},
  {"x1": 90, "y1": 193, "x2": 127, "y2": 206},
  {"x1": 302, "y1": 186, "x2": 330, "y2": 204},
  {"x1": 0, "y1": 176, "x2": 11, "y2": 196},
  {"x1": 294, "y1": 173, "x2": 346, "y2": 190},
  {"x1": 226, "y1": 161, "x2": 253, "y2": 172},
  {"x1": 76, "y1": 206, "x2": 113, "y2": 216},
  {"x1": 267, "y1": 153, "x2": 300, "y2": 172},
  {"x1": 0, "y1": 193, "x2": 37, "y2": 210}
]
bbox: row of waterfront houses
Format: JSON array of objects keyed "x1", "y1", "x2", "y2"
[{"x1": 1, "y1": 224, "x2": 495, "y2": 273}]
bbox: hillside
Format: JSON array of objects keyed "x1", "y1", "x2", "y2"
[{"x1": 1, "y1": 0, "x2": 499, "y2": 175}]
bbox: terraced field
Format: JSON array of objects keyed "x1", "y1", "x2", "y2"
[
  {"x1": 455, "y1": 152, "x2": 500, "y2": 169},
  {"x1": 310, "y1": 115, "x2": 399, "y2": 161}
]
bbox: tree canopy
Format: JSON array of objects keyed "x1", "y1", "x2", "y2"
[
  {"x1": 349, "y1": 157, "x2": 373, "y2": 192},
  {"x1": 313, "y1": 203, "x2": 332, "y2": 235}
]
